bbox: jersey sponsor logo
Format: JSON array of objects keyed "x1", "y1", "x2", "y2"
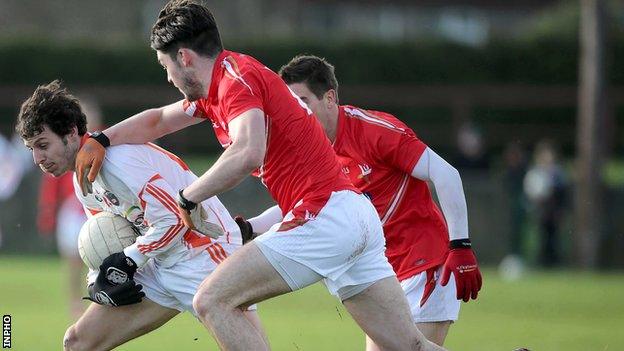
[
  {"x1": 104, "y1": 191, "x2": 120, "y2": 206},
  {"x1": 124, "y1": 206, "x2": 147, "y2": 230},
  {"x1": 357, "y1": 164, "x2": 372, "y2": 183},
  {"x1": 341, "y1": 166, "x2": 350, "y2": 175},
  {"x1": 303, "y1": 210, "x2": 316, "y2": 221}
]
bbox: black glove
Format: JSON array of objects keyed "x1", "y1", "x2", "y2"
[
  {"x1": 99, "y1": 252, "x2": 138, "y2": 285},
  {"x1": 83, "y1": 278, "x2": 145, "y2": 306},
  {"x1": 234, "y1": 216, "x2": 255, "y2": 244}
]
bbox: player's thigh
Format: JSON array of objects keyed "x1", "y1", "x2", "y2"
[
  {"x1": 342, "y1": 276, "x2": 420, "y2": 346},
  {"x1": 67, "y1": 298, "x2": 179, "y2": 351},
  {"x1": 195, "y1": 241, "x2": 293, "y2": 309}
]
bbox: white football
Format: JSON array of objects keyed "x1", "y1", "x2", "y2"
[{"x1": 78, "y1": 212, "x2": 140, "y2": 270}]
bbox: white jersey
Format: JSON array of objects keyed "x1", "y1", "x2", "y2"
[{"x1": 73, "y1": 143, "x2": 241, "y2": 283}]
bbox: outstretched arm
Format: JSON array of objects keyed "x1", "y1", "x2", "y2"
[
  {"x1": 177, "y1": 108, "x2": 267, "y2": 235},
  {"x1": 104, "y1": 100, "x2": 203, "y2": 146},
  {"x1": 75, "y1": 100, "x2": 203, "y2": 195}
]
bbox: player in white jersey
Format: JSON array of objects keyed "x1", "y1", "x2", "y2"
[{"x1": 16, "y1": 80, "x2": 265, "y2": 351}]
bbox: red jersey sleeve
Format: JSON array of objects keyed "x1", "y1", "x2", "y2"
[
  {"x1": 372, "y1": 121, "x2": 427, "y2": 174},
  {"x1": 218, "y1": 60, "x2": 264, "y2": 124}
]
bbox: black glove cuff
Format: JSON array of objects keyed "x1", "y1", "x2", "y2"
[
  {"x1": 449, "y1": 238, "x2": 472, "y2": 250},
  {"x1": 235, "y1": 217, "x2": 253, "y2": 234},
  {"x1": 234, "y1": 216, "x2": 254, "y2": 243},
  {"x1": 89, "y1": 131, "x2": 111, "y2": 148},
  {"x1": 177, "y1": 189, "x2": 197, "y2": 211}
]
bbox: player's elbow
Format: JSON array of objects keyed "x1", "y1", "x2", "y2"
[
  {"x1": 63, "y1": 325, "x2": 82, "y2": 351},
  {"x1": 241, "y1": 145, "x2": 265, "y2": 170},
  {"x1": 63, "y1": 324, "x2": 99, "y2": 351}
]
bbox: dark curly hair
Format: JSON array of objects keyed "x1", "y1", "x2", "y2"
[
  {"x1": 150, "y1": 0, "x2": 223, "y2": 59},
  {"x1": 278, "y1": 55, "x2": 339, "y2": 100},
  {"x1": 16, "y1": 80, "x2": 87, "y2": 139}
]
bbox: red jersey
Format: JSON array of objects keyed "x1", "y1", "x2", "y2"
[
  {"x1": 37, "y1": 172, "x2": 82, "y2": 235},
  {"x1": 183, "y1": 50, "x2": 356, "y2": 218},
  {"x1": 333, "y1": 105, "x2": 449, "y2": 280}
]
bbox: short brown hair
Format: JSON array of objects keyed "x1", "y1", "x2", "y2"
[
  {"x1": 16, "y1": 80, "x2": 87, "y2": 139},
  {"x1": 279, "y1": 55, "x2": 339, "y2": 100},
  {"x1": 150, "y1": 0, "x2": 223, "y2": 59}
]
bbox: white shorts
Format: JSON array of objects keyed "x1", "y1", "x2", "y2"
[
  {"x1": 402, "y1": 266, "x2": 460, "y2": 323},
  {"x1": 56, "y1": 201, "x2": 87, "y2": 257},
  {"x1": 134, "y1": 241, "x2": 257, "y2": 316},
  {"x1": 254, "y1": 190, "x2": 396, "y2": 300}
]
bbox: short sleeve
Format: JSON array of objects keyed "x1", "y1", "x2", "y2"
[
  {"x1": 219, "y1": 62, "x2": 264, "y2": 124},
  {"x1": 373, "y1": 125, "x2": 427, "y2": 174},
  {"x1": 182, "y1": 100, "x2": 209, "y2": 119}
]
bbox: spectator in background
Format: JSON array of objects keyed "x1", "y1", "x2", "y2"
[
  {"x1": 0, "y1": 131, "x2": 33, "y2": 247},
  {"x1": 498, "y1": 141, "x2": 528, "y2": 280},
  {"x1": 453, "y1": 122, "x2": 490, "y2": 171},
  {"x1": 36, "y1": 96, "x2": 103, "y2": 319},
  {"x1": 523, "y1": 139, "x2": 567, "y2": 267}
]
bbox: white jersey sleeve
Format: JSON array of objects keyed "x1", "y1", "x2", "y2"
[
  {"x1": 122, "y1": 174, "x2": 185, "y2": 267},
  {"x1": 411, "y1": 147, "x2": 469, "y2": 241}
]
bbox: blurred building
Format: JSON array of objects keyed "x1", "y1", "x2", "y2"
[{"x1": 0, "y1": 0, "x2": 571, "y2": 45}]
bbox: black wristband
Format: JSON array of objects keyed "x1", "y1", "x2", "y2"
[
  {"x1": 89, "y1": 131, "x2": 110, "y2": 148},
  {"x1": 449, "y1": 238, "x2": 472, "y2": 249},
  {"x1": 177, "y1": 189, "x2": 197, "y2": 211}
]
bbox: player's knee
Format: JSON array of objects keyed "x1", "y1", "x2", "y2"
[
  {"x1": 63, "y1": 324, "x2": 97, "y2": 351},
  {"x1": 193, "y1": 287, "x2": 219, "y2": 318}
]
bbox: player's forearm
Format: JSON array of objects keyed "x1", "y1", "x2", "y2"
[
  {"x1": 184, "y1": 143, "x2": 262, "y2": 204},
  {"x1": 103, "y1": 108, "x2": 168, "y2": 146},
  {"x1": 248, "y1": 205, "x2": 283, "y2": 234},
  {"x1": 412, "y1": 147, "x2": 469, "y2": 240},
  {"x1": 124, "y1": 220, "x2": 183, "y2": 268}
]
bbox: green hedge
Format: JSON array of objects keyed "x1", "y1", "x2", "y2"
[{"x1": 2, "y1": 38, "x2": 623, "y2": 85}]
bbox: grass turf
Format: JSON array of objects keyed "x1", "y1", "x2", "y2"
[{"x1": 0, "y1": 255, "x2": 622, "y2": 350}]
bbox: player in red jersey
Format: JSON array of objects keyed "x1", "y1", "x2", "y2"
[
  {"x1": 277, "y1": 55, "x2": 482, "y2": 347},
  {"x1": 74, "y1": 1, "x2": 446, "y2": 350}
]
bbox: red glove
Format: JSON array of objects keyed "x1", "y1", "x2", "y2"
[{"x1": 440, "y1": 239, "x2": 482, "y2": 302}]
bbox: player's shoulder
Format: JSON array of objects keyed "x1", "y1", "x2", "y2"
[
  {"x1": 341, "y1": 105, "x2": 410, "y2": 134},
  {"x1": 217, "y1": 51, "x2": 269, "y2": 87},
  {"x1": 104, "y1": 144, "x2": 150, "y2": 165},
  {"x1": 99, "y1": 144, "x2": 159, "y2": 179}
]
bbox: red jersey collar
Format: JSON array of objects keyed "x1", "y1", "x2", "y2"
[
  {"x1": 207, "y1": 50, "x2": 230, "y2": 101},
  {"x1": 332, "y1": 105, "x2": 347, "y2": 150}
]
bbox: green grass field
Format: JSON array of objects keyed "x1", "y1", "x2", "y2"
[{"x1": 1, "y1": 255, "x2": 623, "y2": 350}]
